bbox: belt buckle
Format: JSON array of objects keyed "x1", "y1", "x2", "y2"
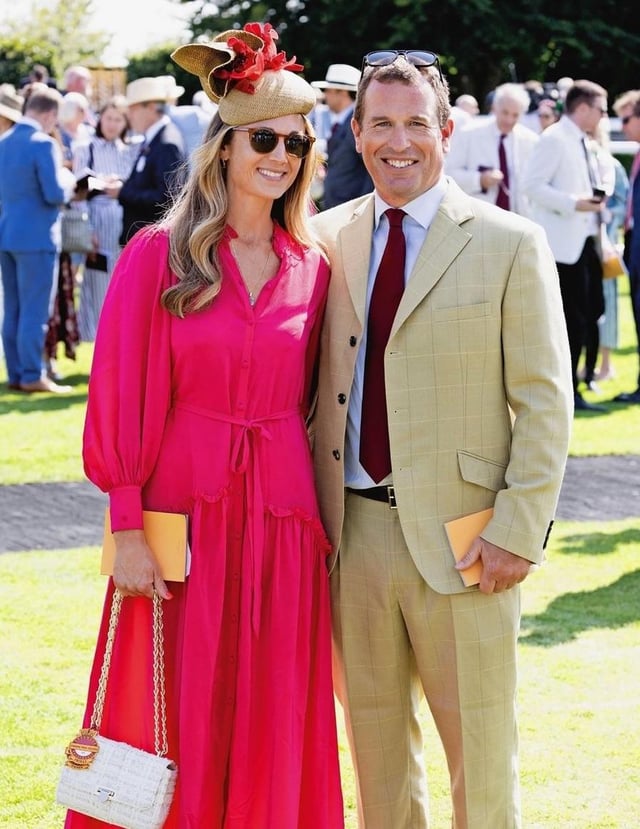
[{"x1": 387, "y1": 485, "x2": 397, "y2": 509}]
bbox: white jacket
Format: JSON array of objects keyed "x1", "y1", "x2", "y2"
[
  {"x1": 445, "y1": 117, "x2": 539, "y2": 217},
  {"x1": 522, "y1": 115, "x2": 600, "y2": 264}
]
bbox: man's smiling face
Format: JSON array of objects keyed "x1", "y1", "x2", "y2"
[{"x1": 352, "y1": 76, "x2": 452, "y2": 207}]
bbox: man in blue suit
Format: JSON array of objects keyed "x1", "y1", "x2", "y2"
[
  {"x1": 0, "y1": 86, "x2": 72, "y2": 393},
  {"x1": 613, "y1": 96, "x2": 640, "y2": 403},
  {"x1": 312, "y1": 64, "x2": 373, "y2": 209}
]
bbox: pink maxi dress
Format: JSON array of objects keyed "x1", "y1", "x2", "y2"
[{"x1": 65, "y1": 225, "x2": 344, "y2": 828}]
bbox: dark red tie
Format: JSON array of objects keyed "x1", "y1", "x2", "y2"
[
  {"x1": 496, "y1": 134, "x2": 510, "y2": 211},
  {"x1": 359, "y1": 208, "x2": 406, "y2": 483}
]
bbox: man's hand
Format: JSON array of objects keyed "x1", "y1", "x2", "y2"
[
  {"x1": 575, "y1": 197, "x2": 604, "y2": 213},
  {"x1": 456, "y1": 537, "x2": 534, "y2": 594},
  {"x1": 479, "y1": 168, "x2": 504, "y2": 191}
]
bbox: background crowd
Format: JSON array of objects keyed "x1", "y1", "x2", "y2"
[{"x1": 1, "y1": 56, "x2": 638, "y2": 409}]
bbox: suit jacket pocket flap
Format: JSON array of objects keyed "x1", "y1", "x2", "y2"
[
  {"x1": 457, "y1": 450, "x2": 506, "y2": 492},
  {"x1": 432, "y1": 302, "x2": 491, "y2": 322}
]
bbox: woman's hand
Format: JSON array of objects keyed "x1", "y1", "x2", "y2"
[{"x1": 112, "y1": 529, "x2": 172, "y2": 599}]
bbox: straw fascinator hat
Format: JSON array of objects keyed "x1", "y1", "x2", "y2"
[{"x1": 171, "y1": 22, "x2": 316, "y2": 126}]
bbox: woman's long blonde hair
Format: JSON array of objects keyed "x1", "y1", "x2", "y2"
[{"x1": 161, "y1": 113, "x2": 319, "y2": 318}]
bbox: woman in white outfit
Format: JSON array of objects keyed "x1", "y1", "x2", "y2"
[{"x1": 73, "y1": 96, "x2": 136, "y2": 341}]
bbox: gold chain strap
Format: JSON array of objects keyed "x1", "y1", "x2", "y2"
[
  {"x1": 152, "y1": 589, "x2": 169, "y2": 757},
  {"x1": 89, "y1": 590, "x2": 169, "y2": 757}
]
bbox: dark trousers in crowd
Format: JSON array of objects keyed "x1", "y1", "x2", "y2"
[
  {"x1": 624, "y1": 230, "x2": 640, "y2": 387},
  {"x1": 557, "y1": 236, "x2": 604, "y2": 394}
]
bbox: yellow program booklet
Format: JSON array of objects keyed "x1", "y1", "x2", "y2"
[
  {"x1": 444, "y1": 508, "x2": 494, "y2": 587},
  {"x1": 101, "y1": 508, "x2": 189, "y2": 582}
]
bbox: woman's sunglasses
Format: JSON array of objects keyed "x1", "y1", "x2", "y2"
[
  {"x1": 231, "y1": 127, "x2": 315, "y2": 159},
  {"x1": 362, "y1": 50, "x2": 443, "y2": 81}
]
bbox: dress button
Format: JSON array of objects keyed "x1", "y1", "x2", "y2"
[
  {"x1": 332, "y1": 449, "x2": 341, "y2": 460},
  {"x1": 338, "y1": 393, "x2": 346, "y2": 404},
  {"x1": 349, "y1": 336, "x2": 357, "y2": 347}
]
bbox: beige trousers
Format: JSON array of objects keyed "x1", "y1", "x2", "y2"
[{"x1": 331, "y1": 492, "x2": 522, "y2": 829}]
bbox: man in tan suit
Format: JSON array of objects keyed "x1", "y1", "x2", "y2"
[{"x1": 310, "y1": 52, "x2": 573, "y2": 828}]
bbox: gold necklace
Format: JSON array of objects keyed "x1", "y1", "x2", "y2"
[{"x1": 231, "y1": 238, "x2": 274, "y2": 306}]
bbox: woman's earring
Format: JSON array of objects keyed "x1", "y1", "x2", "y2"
[{"x1": 221, "y1": 158, "x2": 228, "y2": 170}]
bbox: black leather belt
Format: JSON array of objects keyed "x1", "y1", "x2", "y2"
[{"x1": 347, "y1": 485, "x2": 397, "y2": 509}]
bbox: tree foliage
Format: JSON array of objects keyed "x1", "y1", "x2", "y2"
[
  {"x1": 179, "y1": 0, "x2": 640, "y2": 106},
  {"x1": 0, "y1": 0, "x2": 109, "y2": 88},
  {"x1": 1, "y1": 0, "x2": 637, "y2": 107},
  {"x1": 125, "y1": 45, "x2": 203, "y2": 104}
]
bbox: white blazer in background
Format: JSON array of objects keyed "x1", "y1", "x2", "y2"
[
  {"x1": 445, "y1": 117, "x2": 539, "y2": 217},
  {"x1": 522, "y1": 115, "x2": 601, "y2": 264}
]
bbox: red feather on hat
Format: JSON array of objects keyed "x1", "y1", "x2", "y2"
[{"x1": 216, "y1": 22, "x2": 304, "y2": 95}]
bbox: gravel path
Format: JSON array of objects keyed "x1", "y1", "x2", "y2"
[{"x1": 1, "y1": 455, "x2": 638, "y2": 554}]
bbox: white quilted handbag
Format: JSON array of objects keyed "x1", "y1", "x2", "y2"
[{"x1": 56, "y1": 591, "x2": 177, "y2": 829}]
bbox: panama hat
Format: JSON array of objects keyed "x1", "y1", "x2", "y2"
[
  {"x1": 0, "y1": 84, "x2": 24, "y2": 123},
  {"x1": 311, "y1": 64, "x2": 361, "y2": 93},
  {"x1": 125, "y1": 76, "x2": 184, "y2": 106},
  {"x1": 159, "y1": 75, "x2": 186, "y2": 102},
  {"x1": 171, "y1": 22, "x2": 316, "y2": 127}
]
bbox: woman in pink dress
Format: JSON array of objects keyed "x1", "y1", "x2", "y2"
[{"x1": 65, "y1": 23, "x2": 344, "y2": 829}]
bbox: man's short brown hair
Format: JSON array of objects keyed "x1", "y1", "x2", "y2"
[
  {"x1": 353, "y1": 61, "x2": 450, "y2": 128},
  {"x1": 563, "y1": 79, "x2": 607, "y2": 115}
]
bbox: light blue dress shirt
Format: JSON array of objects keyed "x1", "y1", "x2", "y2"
[{"x1": 344, "y1": 176, "x2": 448, "y2": 488}]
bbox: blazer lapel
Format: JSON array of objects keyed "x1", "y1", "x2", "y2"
[
  {"x1": 392, "y1": 182, "x2": 475, "y2": 335},
  {"x1": 335, "y1": 197, "x2": 375, "y2": 328}
]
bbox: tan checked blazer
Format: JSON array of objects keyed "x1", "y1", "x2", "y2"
[{"x1": 310, "y1": 181, "x2": 573, "y2": 594}]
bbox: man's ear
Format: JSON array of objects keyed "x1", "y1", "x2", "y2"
[
  {"x1": 441, "y1": 118, "x2": 454, "y2": 154},
  {"x1": 352, "y1": 116, "x2": 362, "y2": 153}
]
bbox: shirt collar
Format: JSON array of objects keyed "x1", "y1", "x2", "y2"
[
  {"x1": 373, "y1": 175, "x2": 448, "y2": 231},
  {"x1": 330, "y1": 105, "x2": 354, "y2": 127},
  {"x1": 144, "y1": 114, "x2": 171, "y2": 145},
  {"x1": 19, "y1": 115, "x2": 43, "y2": 131},
  {"x1": 562, "y1": 114, "x2": 588, "y2": 141}
]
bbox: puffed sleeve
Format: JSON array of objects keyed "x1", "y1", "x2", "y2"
[{"x1": 82, "y1": 227, "x2": 174, "y2": 531}]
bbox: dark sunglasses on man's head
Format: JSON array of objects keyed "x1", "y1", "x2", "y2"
[
  {"x1": 362, "y1": 50, "x2": 443, "y2": 81},
  {"x1": 231, "y1": 127, "x2": 315, "y2": 159}
]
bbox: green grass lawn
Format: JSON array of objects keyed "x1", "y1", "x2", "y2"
[{"x1": 1, "y1": 520, "x2": 638, "y2": 828}]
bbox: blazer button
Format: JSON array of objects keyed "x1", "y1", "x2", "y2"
[
  {"x1": 349, "y1": 336, "x2": 357, "y2": 347},
  {"x1": 332, "y1": 449, "x2": 341, "y2": 460},
  {"x1": 337, "y1": 393, "x2": 346, "y2": 404}
]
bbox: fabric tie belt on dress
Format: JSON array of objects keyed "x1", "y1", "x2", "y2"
[{"x1": 174, "y1": 402, "x2": 302, "y2": 632}]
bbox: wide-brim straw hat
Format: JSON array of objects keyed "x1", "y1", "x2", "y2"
[
  {"x1": 171, "y1": 23, "x2": 316, "y2": 127},
  {"x1": 125, "y1": 76, "x2": 185, "y2": 106},
  {"x1": 0, "y1": 84, "x2": 24, "y2": 123}
]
